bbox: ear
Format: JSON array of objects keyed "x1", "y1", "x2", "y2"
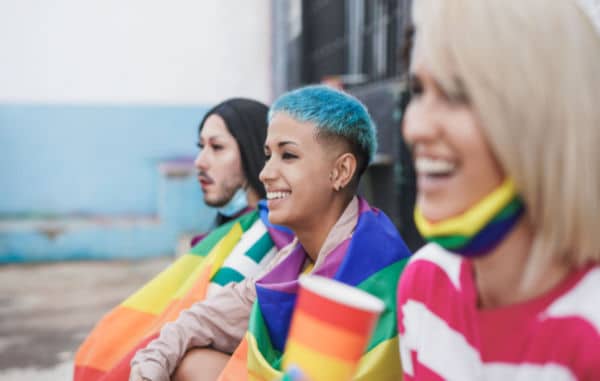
[{"x1": 331, "y1": 153, "x2": 357, "y2": 191}]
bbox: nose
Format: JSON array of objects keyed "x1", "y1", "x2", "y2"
[
  {"x1": 194, "y1": 148, "x2": 209, "y2": 171},
  {"x1": 259, "y1": 157, "x2": 276, "y2": 185},
  {"x1": 402, "y1": 97, "x2": 439, "y2": 146}
]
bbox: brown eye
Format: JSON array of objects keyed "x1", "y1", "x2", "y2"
[
  {"x1": 442, "y1": 77, "x2": 469, "y2": 105},
  {"x1": 282, "y1": 152, "x2": 298, "y2": 160}
]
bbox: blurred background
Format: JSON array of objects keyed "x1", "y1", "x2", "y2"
[{"x1": 0, "y1": 0, "x2": 420, "y2": 379}]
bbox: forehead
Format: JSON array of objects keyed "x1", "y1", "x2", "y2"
[
  {"x1": 266, "y1": 112, "x2": 318, "y2": 145},
  {"x1": 200, "y1": 114, "x2": 233, "y2": 140}
]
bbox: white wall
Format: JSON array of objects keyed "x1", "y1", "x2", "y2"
[{"x1": 0, "y1": 0, "x2": 272, "y2": 104}]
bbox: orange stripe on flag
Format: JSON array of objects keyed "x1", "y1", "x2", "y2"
[
  {"x1": 75, "y1": 306, "x2": 157, "y2": 371},
  {"x1": 297, "y1": 288, "x2": 376, "y2": 335},
  {"x1": 217, "y1": 337, "x2": 249, "y2": 381},
  {"x1": 287, "y1": 310, "x2": 366, "y2": 362},
  {"x1": 76, "y1": 262, "x2": 215, "y2": 373}
]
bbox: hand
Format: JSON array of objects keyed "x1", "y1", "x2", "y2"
[
  {"x1": 281, "y1": 366, "x2": 310, "y2": 381},
  {"x1": 128, "y1": 365, "x2": 151, "y2": 381}
]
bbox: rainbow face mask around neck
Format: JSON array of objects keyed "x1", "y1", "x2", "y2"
[{"x1": 414, "y1": 178, "x2": 525, "y2": 257}]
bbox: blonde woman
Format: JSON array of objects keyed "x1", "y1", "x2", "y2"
[{"x1": 397, "y1": 0, "x2": 600, "y2": 379}]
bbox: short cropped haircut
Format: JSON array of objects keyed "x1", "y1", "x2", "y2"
[
  {"x1": 413, "y1": 0, "x2": 600, "y2": 268},
  {"x1": 268, "y1": 85, "x2": 377, "y2": 179}
]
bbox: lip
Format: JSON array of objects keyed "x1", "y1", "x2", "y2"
[
  {"x1": 199, "y1": 180, "x2": 214, "y2": 193},
  {"x1": 416, "y1": 172, "x2": 456, "y2": 197},
  {"x1": 414, "y1": 153, "x2": 456, "y2": 165}
]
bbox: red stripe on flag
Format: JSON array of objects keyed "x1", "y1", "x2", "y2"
[{"x1": 296, "y1": 288, "x2": 377, "y2": 336}]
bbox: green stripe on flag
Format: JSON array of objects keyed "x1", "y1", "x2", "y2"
[
  {"x1": 211, "y1": 267, "x2": 245, "y2": 286},
  {"x1": 493, "y1": 198, "x2": 522, "y2": 221},
  {"x1": 246, "y1": 233, "x2": 274, "y2": 263},
  {"x1": 248, "y1": 303, "x2": 283, "y2": 369},
  {"x1": 429, "y1": 198, "x2": 523, "y2": 249},
  {"x1": 430, "y1": 234, "x2": 469, "y2": 249},
  {"x1": 239, "y1": 210, "x2": 260, "y2": 231},
  {"x1": 357, "y1": 258, "x2": 409, "y2": 351}
]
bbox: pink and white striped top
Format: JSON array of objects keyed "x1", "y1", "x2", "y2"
[{"x1": 397, "y1": 243, "x2": 600, "y2": 381}]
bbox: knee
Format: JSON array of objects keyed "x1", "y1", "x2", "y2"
[{"x1": 172, "y1": 348, "x2": 230, "y2": 381}]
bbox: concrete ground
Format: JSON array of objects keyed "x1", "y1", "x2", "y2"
[{"x1": 0, "y1": 257, "x2": 172, "y2": 380}]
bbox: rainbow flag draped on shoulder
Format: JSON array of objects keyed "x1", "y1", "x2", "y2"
[
  {"x1": 219, "y1": 198, "x2": 412, "y2": 381},
  {"x1": 74, "y1": 203, "x2": 293, "y2": 381}
]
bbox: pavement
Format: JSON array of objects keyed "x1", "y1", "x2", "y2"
[{"x1": 0, "y1": 256, "x2": 172, "y2": 380}]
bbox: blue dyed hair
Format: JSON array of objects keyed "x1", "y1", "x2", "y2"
[{"x1": 268, "y1": 85, "x2": 378, "y2": 171}]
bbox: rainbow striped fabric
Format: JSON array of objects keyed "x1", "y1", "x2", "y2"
[
  {"x1": 414, "y1": 178, "x2": 524, "y2": 256},
  {"x1": 282, "y1": 278, "x2": 383, "y2": 381},
  {"x1": 219, "y1": 198, "x2": 412, "y2": 381},
  {"x1": 74, "y1": 204, "x2": 293, "y2": 381}
]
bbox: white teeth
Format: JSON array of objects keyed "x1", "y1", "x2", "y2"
[
  {"x1": 266, "y1": 191, "x2": 291, "y2": 200},
  {"x1": 415, "y1": 157, "x2": 456, "y2": 175}
]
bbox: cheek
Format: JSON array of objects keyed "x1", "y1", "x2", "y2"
[
  {"x1": 454, "y1": 119, "x2": 504, "y2": 202},
  {"x1": 401, "y1": 104, "x2": 420, "y2": 144},
  {"x1": 296, "y1": 167, "x2": 331, "y2": 201},
  {"x1": 216, "y1": 151, "x2": 244, "y2": 178}
]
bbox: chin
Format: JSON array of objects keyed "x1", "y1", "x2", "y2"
[
  {"x1": 267, "y1": 211, "x2": 293, "y2": 229},
  {"x1": 422, "y1": 203, "x2": 469, "y2": 223},
  {"x1": 267, "y1": 213, "x2": 284, "y2": 226},
  {"x1": 204, "y1": 196, "x2": 223, "y2": 208}
]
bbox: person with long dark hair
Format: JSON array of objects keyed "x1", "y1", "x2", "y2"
[{"x1": 74, "y1": 98, "x2": 294, "y2": 381}]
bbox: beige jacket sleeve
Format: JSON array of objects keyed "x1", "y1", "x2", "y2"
[
  {"x1": 130, "y1": 241, "x2": 297, "y2": 381},
  {"x1": 130, "y1": 278, "x2": 255, "y2": 381}
]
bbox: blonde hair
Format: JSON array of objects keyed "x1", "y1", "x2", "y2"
[{"x1": 412, "y1": 0, "x2": 600, "y2": 268}]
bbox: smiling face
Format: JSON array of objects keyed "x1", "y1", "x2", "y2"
[
  {"x1": 259, "y1": 113, "x2": 338, "y2": 229},
  {"x1": 402, "y1": 52, "x2": 505, "y2": 222},
  {"x1": 194, "y1": 114, "x2": 246, "y2": 207}
]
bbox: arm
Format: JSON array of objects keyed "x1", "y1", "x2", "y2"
[{"x1": 130, "y1": 278, "x2": 256, "y2": 381}]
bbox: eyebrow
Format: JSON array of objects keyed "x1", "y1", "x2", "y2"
[
  {"x1": 200, "y1": 135, "x2": 226, "y2": 142},
  {"x1": 264, "y1": 141, "x2": 299, "y2": 150}
]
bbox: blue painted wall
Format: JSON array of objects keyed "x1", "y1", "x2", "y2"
[
  {"x1": 0, "y1": 104, "x2": 218, "y2": 262},
  {"x1": 1, "y1": 104, "x2": 208, "y2": 215}
]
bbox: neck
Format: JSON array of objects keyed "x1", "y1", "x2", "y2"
[
  {"x1": 293, "y1": 193, "x2": 354, "y2": 262},
  {"x1": 472, "y1": 217, "x2": 570, "y2": 308},
  {"x1": 246, "y1": 187, "x2": 260, "y2": 209}
]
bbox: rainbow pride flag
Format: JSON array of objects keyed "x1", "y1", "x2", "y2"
[
  {"x1": 218, "y1": 198, "x2": 411, "y2": 381},
  {"x1": 74, "y1": 204, "x2": 293, "y2": 381},
  {"x1": 414, "y1": 178, "x2": 524, "y2": 256}
]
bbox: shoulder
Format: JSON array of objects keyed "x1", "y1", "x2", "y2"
[
  {"x1": 398, "y1": 243, "x2": 465, "y2": 295},
  {"x1": 544, "y1": 266, "x2": 600, "y2": 336}
]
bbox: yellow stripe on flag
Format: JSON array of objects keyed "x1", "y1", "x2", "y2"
[
  {"x1": 353, "y1": 336, "x2": 402, "y2": 381},
  {"x1": 122, "y1": 222, "x2": 243, "y2": 314},
  {"x1": 122, "y1": 254, "x2": 205, "y2": 314},
  {"x1": 172, "y1": 256, "x2": 215, "y2": 300},
  {"x1": 414, "y1": 178, "x2": 516, "y2": 236},
  {"x1": 283, "y1": 338, "x2": 355, "y2": 381},
  {"x1": 207, "y1": 222, "x2": 244, "y2": 279},
  {"x1": 247, "y1": 333, "x2": 282, "y2": 381}
]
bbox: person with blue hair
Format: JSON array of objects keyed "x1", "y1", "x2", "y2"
[{"x1": 130, "y1": 85, "x2": 411, "y2": 381}]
